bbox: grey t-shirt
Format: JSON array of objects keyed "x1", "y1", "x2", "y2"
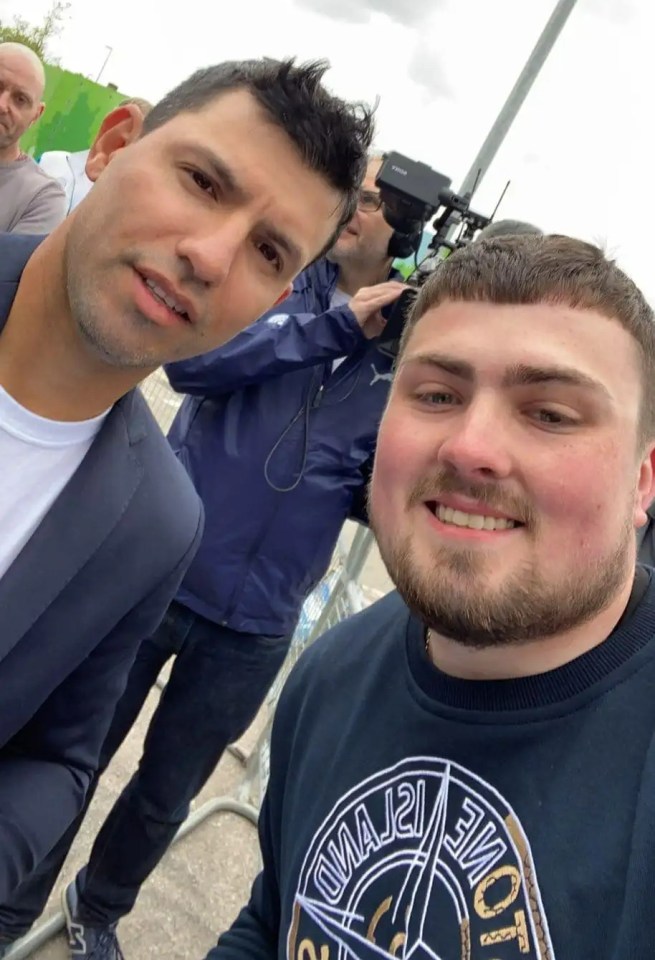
[{"x1": 0, "y1": 156, "x2": 67, "y2": 235}]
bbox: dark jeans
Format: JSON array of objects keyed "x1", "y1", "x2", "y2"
[{"x1": 0, "y1": 601, "x2": 290, "y2": 938}]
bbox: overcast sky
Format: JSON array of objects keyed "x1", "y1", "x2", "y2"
[{"x1": 7, "y1": 0, "x2": 653, "y2": 300}]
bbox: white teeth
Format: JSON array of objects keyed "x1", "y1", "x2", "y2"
[
  {"x1": 451, "y1": 509, "x2": 469, "y2": 527},
  {"x1": 145, "y1": 278, "x2": 185, "y2": 315},
  {"x1": 436, "y1": 503, "x2": 516, "y2": 531}
]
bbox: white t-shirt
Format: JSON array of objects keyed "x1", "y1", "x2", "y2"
[
  {"x1": 38, "y1": 149, "x2": 92, "y2": 213},
  {"x1": 330, "y1": 287, "x2": 351, "y2": 373},
  {"x1": 0, "y1": 385, "x2": 108, "y2": 580}
]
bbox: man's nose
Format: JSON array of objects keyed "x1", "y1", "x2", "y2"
[
  {"x1": 176, "y1": 216, "x2": 247, "y2": 286},
  {"x1": 436, "y1": 396, "x2": 513, "y2": 481},
  {"x1": 348, "y1": 208, "x2": 364, "y2": 231}
]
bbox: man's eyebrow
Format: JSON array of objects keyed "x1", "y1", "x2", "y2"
[
  {"x1": 399, "y1": 353, "x2": 476, "y2": 380},
  {"x1": 501, "y1": 362, "x2": 612, "y2": 399},
  {"x1": 187, "y1": 145, "x2": 251, "y2": 204},
  {"x1": 399, "y1": 352, "x2": 612, "y2": 399}
]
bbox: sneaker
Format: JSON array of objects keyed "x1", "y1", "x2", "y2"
[{"x1": 62, "y1": 881, "x2": 124, "y2": 959}]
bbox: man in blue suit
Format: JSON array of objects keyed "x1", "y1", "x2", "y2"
[{"x1": 0, "y1": 56, "x2": 373, "y2": 955}]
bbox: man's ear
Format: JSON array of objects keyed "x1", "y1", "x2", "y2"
[
  {"x1": 634, "y1": 444, "x2": 655, "y2": 529},
  {"x1": 85, "y1": 104, "x2": 145, "y2": 183},
  {"x1": 30, "y1": 102, "x2": 45, "y2": 127},
  {"x1": 272, "y1": 283, "x2": 293, "y2": 307}
]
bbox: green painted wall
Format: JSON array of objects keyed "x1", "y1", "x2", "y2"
[{"x1": 21, "y1": 63, "x2": 128, "y2": 158}]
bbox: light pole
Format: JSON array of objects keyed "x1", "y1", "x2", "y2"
[
  {"x1": 459, "y1": 0, "x2": 579, "y2": 196},
  {"x1": 94, "y1": 45, "x2": 113, "y2": 85}
]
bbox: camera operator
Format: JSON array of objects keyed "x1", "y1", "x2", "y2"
[{"x1": 52, "y1": 152, "x2": 406, "y2": 958}]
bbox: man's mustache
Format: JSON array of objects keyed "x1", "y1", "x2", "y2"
[{"x1": 408, "y1": 470, "x2": 536, "y2": 526}]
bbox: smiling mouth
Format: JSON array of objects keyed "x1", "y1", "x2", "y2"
[{"x1": 425, "y1": 500, "x2": 523, "y2": 532}]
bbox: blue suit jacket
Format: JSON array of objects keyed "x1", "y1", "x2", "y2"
[{"x1": 0, "y1": 234, "x2": 204, "y2": 899}]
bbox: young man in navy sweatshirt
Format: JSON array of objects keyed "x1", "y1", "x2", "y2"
[{"x1": 209, "y1": 233, "x2": 655, "y2": 960}]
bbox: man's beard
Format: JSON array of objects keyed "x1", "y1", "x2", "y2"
[
  {"x1": 64, "y1": 228, "x2": 166, "y2": 370},
  {"x1": 371, "y1": 472, "x2": 634, "y2": 648}
]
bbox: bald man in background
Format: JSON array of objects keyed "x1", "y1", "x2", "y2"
[{"x1": 0, "y1": 42, "x2": 66, "y2": 234}]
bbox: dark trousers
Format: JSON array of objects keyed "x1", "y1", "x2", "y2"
[{"x1": 0, "y1": 601, "x2": 290, "y2": 938}]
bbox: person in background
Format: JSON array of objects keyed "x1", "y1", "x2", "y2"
[
  {"x1": 476, "y1": 217, "x2": 543, "y2": 239},
  {"x1": 208, "y1": 234, "x2": 655, "y2": 959},
  {"x1": 0, "y1": 56, "x2": 374, "y2": 959},
  {"x1": 0, "y1": 42, "x2": 66, "y2": 233},
  {"x1": 39, "y1": 97, "x2": 153, "y2": 212}
]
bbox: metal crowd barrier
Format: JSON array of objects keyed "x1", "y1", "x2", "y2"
[
  {"x1": 5, "y1": 371, "x2": 378, "y2": 959},
  {"x1": 238, "y1": 523, "x2": 374, "y2": 808}
]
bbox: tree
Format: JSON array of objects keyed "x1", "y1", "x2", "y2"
[{"x1": 0, "y1": 1, "x2": 70, "y2": 64}]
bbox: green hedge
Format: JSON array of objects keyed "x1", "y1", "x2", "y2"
[{"x1": 22, "y1": 63, "x2": 128, "y2": 158}]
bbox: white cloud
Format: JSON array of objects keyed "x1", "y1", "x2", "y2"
[
  {"x1": 407, "y1": 37, "x2": 452, "y2": 100},
  {"x1": 584, "y1": 0, "x2": 637, "y2": 24},
  {"x1": 293, "y1": 0, "x2": 434, "y2": 26}
]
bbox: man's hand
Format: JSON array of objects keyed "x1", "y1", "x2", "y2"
[{"x1": 349, "y1": 281, "x2": 408, "y2": 339}]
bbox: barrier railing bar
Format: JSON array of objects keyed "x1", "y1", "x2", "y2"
[{"x1": 4, "y1": 798, "x2": 258, "y2": 960}]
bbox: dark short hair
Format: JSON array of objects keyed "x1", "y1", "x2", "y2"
[
  {"x1": 142, "y1": 58, "x2": 374, "y2": 250},
  {"x1": 401, "y1": 234, "x2": 655, "y2": 441}
]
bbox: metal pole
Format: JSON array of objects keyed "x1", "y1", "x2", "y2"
[
  {"x1": 459, "y1": 0, "x2": 579, "y2": 196},
  {"x1": 94, "y1": 45, "x2": 113, "y2": 85},
  {"x1": 342, "y1": 525, "x2": 375, "y2": 584}
]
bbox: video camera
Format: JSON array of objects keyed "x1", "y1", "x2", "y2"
[{"x1": 375, "y1": 151, "x2": 494, "y2": 353}]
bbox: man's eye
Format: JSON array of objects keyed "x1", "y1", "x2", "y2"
[
  {"x1": 530, "y1": 408, "x2": 576, "y2": 426},
  {"x1": 416, "y1": 391, "x2": 458, "y2": 406},
  {"x1": 189, "y1": 169, "x2": 215, "y2": 196},
  {"x1": 258, "y1": 241, "x2": 282, "y2": 272}
]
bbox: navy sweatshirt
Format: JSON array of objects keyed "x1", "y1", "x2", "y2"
[{"x1": 210, "y1": 570, "x2": 655, "y2": 960}]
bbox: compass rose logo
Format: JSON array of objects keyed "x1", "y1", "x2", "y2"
[{"x1": 288, "y1": 758, "x2": 555, "y2": 960}]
